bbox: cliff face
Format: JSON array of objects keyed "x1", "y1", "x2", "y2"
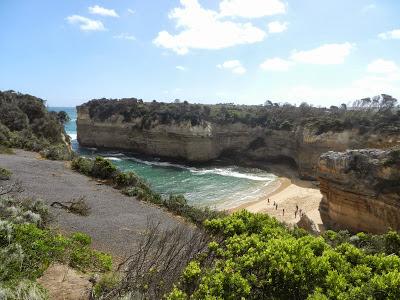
[
  {"x1": 318, "y1": 149, "x2": 400, "y2": 233},
  {"x1": 77, "y1": 105, "x2": 399, "y2": 178}
]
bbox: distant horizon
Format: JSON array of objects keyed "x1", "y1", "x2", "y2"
[{"x1": 1, "y1": 0, "x2": 399, "y2": 107}]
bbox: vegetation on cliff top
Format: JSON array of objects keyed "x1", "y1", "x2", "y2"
[
  {"x1": 164, "y1": 211, "x2": 400, "y2": 300},
  {"x1": 80, "y1": 94, "x2": 399, "y2": 134},
  {"x1": 0, "y1": 90, "x2": 72, "y2": 160}
]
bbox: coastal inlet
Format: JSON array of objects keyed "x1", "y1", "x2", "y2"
[{"x1": 51, "y1": 107, "x2": 279, "y2": 209}]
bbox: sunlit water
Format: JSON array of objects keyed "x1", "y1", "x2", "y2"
[{"x1": 50, "y1": 107, "x2": 278, "y2": 209}]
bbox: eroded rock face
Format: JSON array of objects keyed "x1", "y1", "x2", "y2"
[
  {"x1": 318, "y1": 149, "x2": 400, "y2": 233},
  {"x1": 77, "y1": 105, "x2": 399, "y2": 179}
]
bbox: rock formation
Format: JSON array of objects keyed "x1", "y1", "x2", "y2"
[
  {"x1": 77, "y1": 101, "x2": 399, "y2": 179},
  {"x1": 318, "y1": 148, "x2": 400, "y2": 233},
  {"x1": 296, "y1": 214, "x2": 319, "y2": 234}
]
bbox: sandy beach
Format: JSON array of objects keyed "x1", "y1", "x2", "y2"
[{"x1": 230, "y1": 177, "x2": 324, "y2": 231}]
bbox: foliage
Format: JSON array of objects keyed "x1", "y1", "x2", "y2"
[
  {"x1": 71, "y1": 156, "x2": 94, "y2": 176},
  {"x1": 93, "y1": 272, "x2": 122, "y2": 299},
  {"x1": 113, "y1": 171, "x2": 140, "y2": 188},
  {"x1": 0, "y1": 145, "x2": 14, "y2": 154},
  {"x1": 81, "y1": 94, "x2": 399, "y2": 135},
  {"x1": 0, "y1": 279, "x2": 48, "y2": 300},
  {"x1": 168, "y1": 211, "x2": 400, "y2": 300},
  {"x1": 40, "y1": 144, "x2": 73, "y2": 161},
  {"x1": 92, "y1": 157, "x2": 118, "y2": 179},
  {"x1": 0, "y1": 90, "x2": 71, "y2": 160},
  {"x1": 0, "y1": 167, "x2": 12, "y2": 180},
  {"x1": 98, "y1": 220, "x2": 210, "y2": 300},
  {"x1": 0, "y1": 195, "x2": 112, "y2": 299}
]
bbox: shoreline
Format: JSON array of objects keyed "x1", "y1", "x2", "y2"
[
  {"x1": 69, "y1": 140, "x2": 324, "y2": 229},
  {"x1": 229, "y1": 176, "x2": 324, "y2": 231}
]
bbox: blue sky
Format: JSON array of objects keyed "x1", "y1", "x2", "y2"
[{"x1": 1, "y1": 0, "x2": 399, "y2": 107}]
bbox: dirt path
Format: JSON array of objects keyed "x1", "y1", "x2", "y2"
[{"x1": 0, "y1": 150, "x2": 187, "y2": 258}]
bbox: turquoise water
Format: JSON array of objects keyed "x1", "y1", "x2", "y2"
[{"x1": 50, "y1": 107, "x2": 277, "y2": 209}]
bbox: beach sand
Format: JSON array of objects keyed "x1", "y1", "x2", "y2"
[{"x1": 230, "y1": 177, "x2": 324, "y2": 232}]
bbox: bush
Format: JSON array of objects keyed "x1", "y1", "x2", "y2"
[
  {"x1": 0, "y1": 90, "x2": 70, "y2": 160},
  {"x1": 0, "y1": 145, "x2": 14, "y2": 154},
  {"x1": 0, "y1": 167, "x2": 12, "y2": 180},
  {"x1": 0, "y1": 194, "x2": 112, "y2": 298},
  {"x1": 71, "y1": 232, "x2": 92, "y2": 246},
  {"x1": 91, "y1": 157, "x2": 117, "y2": 179},
  {"x1": 93, "y1": 272, "x2": 121, "y2": 298},
  {"x1": 71, "y1": 157, "x2": 94, "y2": 176},
  {"x1": 40, "y1": 144, "x2": 72, "y2": 161},
  {"x1": 167, "y1": 211, "x2": 400, "y2": 299},
  {"x1": 113, "y1": 171, "x2": 140, "y2": 188}
]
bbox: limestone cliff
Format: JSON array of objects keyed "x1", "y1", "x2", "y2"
[
  {"x1": 77, "y1": 103, "x2": 399, "y2": 179},
  {"x1": 318, "y1": 149, "x2": 400, "y2": 233}
]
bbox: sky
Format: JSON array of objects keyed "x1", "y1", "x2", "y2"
[{"x1": 0, "y1": 0, "x2": 399, "y2": 107}]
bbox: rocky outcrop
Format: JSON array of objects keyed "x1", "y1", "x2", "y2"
[
  {"x1": 318, "y1": 149, "x2": 400, "y2": 233},
  {"x1": 296, "y1": 214, "x2": 319, "y2": 234},
  {"x1": 77, "y1": 105, "x2": 399, "y2": 179}
]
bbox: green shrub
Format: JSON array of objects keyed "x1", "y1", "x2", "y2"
[
  {"x1": 0, "y1": 279, "x2": 48, "y2": 300},
  {"x1": 91, "y1": 157, "x2": 117, "y2": 179},
  {"x1": 113, "y1": 171, "x2": 139, "y2": 188},
  {"x1": 0, "y1": 167, "x2": 12, "y2": 180},
  {"x1": 0, "y1": 194, "x2": 112, "y2": 290},
  {"x1": 0, "y1": 145, "x2": 14, "y2": 154},
  {"x1": 93, "y1": 272, "x2": 121, "y2": 298},
  {"x1": 40, "y1": 144, "x2": 72, "y2": 161},
  {"x1": 71, "y1": 157, "x2": 94, "y2": 176},
  {"x1": 71, "y1": 232, "x2": 91, "y2": 246},
  {"x1": 0, "y1": 91, "x2": 70, "y2": 160},
  {"x1": 168, "y1": 211, "x2": 400, "y2": 299}
]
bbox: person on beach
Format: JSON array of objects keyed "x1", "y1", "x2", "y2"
[
  {"x1": 276, "y1": 204, "x2": 278, "y2": 210},
  {"x1": 296, "y1": 204, "x2": 298, "y2": 211},
  {"x1": 267, "y1": 198, "x2": 270, "y2": 203},
  {"x1": 282, "y1": 209, "x2": 285, "y2": 216}
]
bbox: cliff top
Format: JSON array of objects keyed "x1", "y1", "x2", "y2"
[
  {"x1": 0, "y1": 90, "x2": 71, "y2": 159},
  {"x1": 78, "y1": 94, "x2": 400, "y2": 134},
  {"x1": 318, "y1": 147, "x2": 400, "y2": 195}
]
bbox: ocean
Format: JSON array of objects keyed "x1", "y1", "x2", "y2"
[{"x1": 50, "y1": 107, "x2": 278, "y2": 209}]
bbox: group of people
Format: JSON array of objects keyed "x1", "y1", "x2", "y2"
[{"x1": 266, "y1": 198, "x2": 305, "y2": 218}]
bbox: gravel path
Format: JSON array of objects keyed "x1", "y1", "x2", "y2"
[{"x1": 0, "y1": 150, "x2": 187, "y2": 257}]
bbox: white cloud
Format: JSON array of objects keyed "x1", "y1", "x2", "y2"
[
  {"x1": 66, "y1": 15, "x2": 106, "y2": 31},
  {"x1": 219, "y1": 0, "x2": 286, "y2": 18},
  {"x1": 127, "y1": 8, "x2": 135, "y2": 15},
  {"x1": 217, "y1": 60, "x2": 246, "y2": 74},
  {"x1": 260, "y1": 57, "x2": 292, "y2": 71},
  {"x1": 361, "y1": 4, "x2": 376, "y2": 13},
  {"x1": 367, "y1": 59, "x2": 399, "y2": 74},
  {"x1": 290, "y1": 43, "x2": 354, "y2": 65},
  {"x1": 89, "y1": 5, "x2": 119, "y2": 17},
  {"x1": 278, "y1": 60, "x2": 400, "y2": 104},
  {"x1": 153, "y1": 0, "x2": 266, "y2": 55},
  {"x1": 267, "y1": 21, "x2": 288, "y2": 33},
  {"x1": 176, "y1": 66, "x2": 186, "y2": 71},
  {"x1": 378, "y1": 29, "x2": 400, "y2": 40},
  {"x1": 113, "y1": 33, "x2": 136, "y2": 41}
]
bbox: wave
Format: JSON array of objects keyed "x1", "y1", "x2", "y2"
[
  {"x1": 190, "y1": 168, "x2": 274, "y2": 181},
  {"x1": 122, "y1": 155, "x2": 274, "y2": 182},
  {"x1": 105, "y1": 157, "x2": 122, "y2": 161}
]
